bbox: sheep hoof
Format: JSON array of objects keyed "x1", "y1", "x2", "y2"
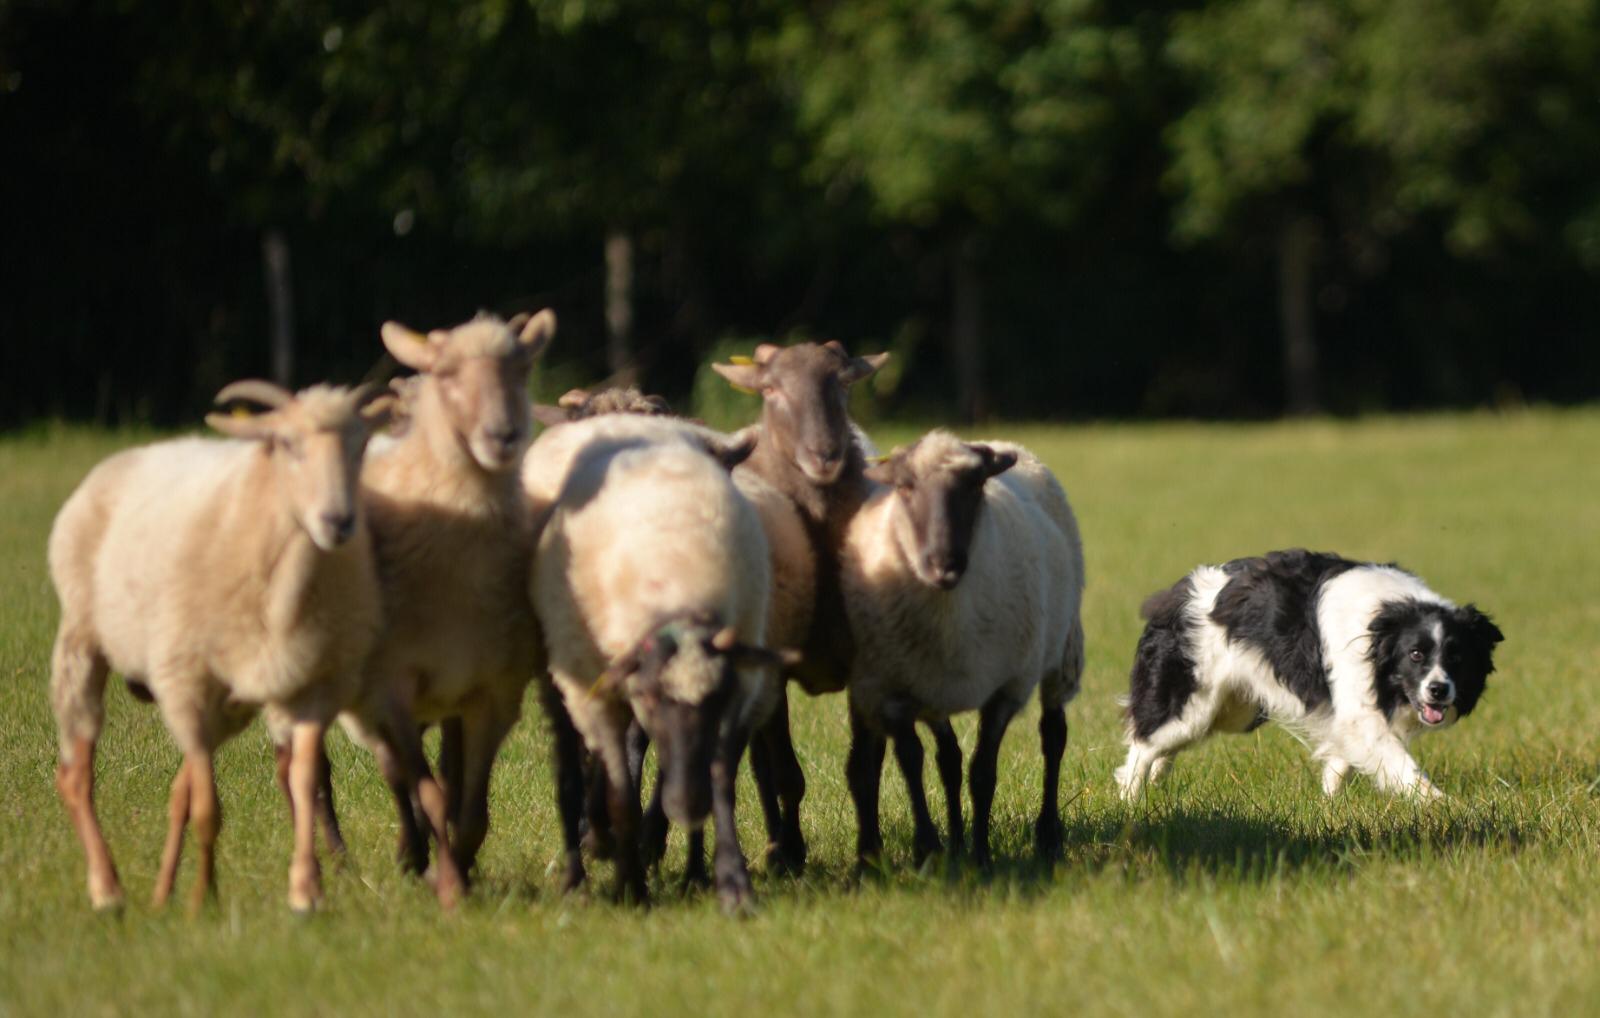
[
  {"x1": 715, "y1": 871, "x2": 754, "y2": 915},
  {"x1": 559, "y1": 857, "x2": 587, "y2": 895},
  {"x1": 764, "y1": 838, "x2": 807, "y2": 877},
  {"x1": 1034, "y1": 819, "x2": 1064, "y2": 864},
  {"x1": 680, "y1": 865, "x2": 713, "y2": 895}
]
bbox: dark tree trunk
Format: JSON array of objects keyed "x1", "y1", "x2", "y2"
[
  {"x1": 604, "y1": 228, "x2": 633, "y2": 377},
  {"x1": 1278, "y1": 213, "x2": 1319, "y2": 416},
  {"x1": 951, "y1": 234, "x2": 985, "y2": 424},
  {"x1": 262, "y1": 229, "x2": 294, "y2": 386}
]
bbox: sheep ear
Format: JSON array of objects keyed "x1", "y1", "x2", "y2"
[
  {"x1": 382, "y1": 322, "x2": 438, "y2": 372},
  {"x1": 840, "y1": 350, "x2": 890, "y2": 385},
  {"x1": 531, "y1": 404, "x2": 570, "y2": 428},
  {"x1": 517, "y1": 308, "x2": 557, "y2": 358},
  {"x1": 557, "y1": 388, "x2": 592, "y2": 411},
  {"x1": 711, "y1": 360, "x2": 765, "y2": 394},
  {"x1": 206, "y1": 410, "x2": 278, "y2": 441},
  {"x1": 359, "y1": 394, "x2": 398, "y2": 433},
  {"x1": 864, "y1": 459, "x2": 896, "y2": 486},
  {"x1": 702, "y1": 427, "x2": 757, "y2": 471},
  {"x1": 971, "y1": 444, "x2": 1017, "y2": 478}
]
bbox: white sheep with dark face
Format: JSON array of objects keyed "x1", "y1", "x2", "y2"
[
  {"x1": 47, "y1": 381, "x2": 393, "y2": 913},
  {"x1": 528, "y1": 417, "x2": 783, "y2": 909},
  {"x1": 841, "y1": 429, "x2": 1086, "y2": 870}
]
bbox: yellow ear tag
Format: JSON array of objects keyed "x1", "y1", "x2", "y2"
[
  {"x1": 231, "y1": 406, "x2": 253, "y2": 418},
  {"x1": 868, "y1": 454, "x2": 891, "y2": 465},
  {"x1": 725, "y1": 354, "x2": 758, "y2": 394}
]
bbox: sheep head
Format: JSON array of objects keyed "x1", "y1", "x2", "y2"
[
  {"x1": 207, "y1": 381, "x2": 396, "y2": 551},
  {"x1": 712, "y1": 341, "x2": 887, "y2": 485},
  {"x1": 864, "y1": 431, "x2": 1016, "y2": 590},
  {"x1": 601, "y1": 614, "x2": 799, "y2": 829},
  {"x1": 531, "y1": 385, "x2": 672, "y2": 428},
  {"x1": 381, "y1": 309, "x2": 555, "y2": 472}
]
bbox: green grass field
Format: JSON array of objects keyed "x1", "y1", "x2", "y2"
[{"x1": 2, "y1": 410, "x2": 1598, "y2": 1017}]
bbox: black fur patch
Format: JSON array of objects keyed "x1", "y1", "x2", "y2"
[
  {"x1": 1126, "y1": 577, "x2": 1200, "y2": 739},
  {"x1": 1208, "y1": 549, "x2": 1360, "y2": 711}
]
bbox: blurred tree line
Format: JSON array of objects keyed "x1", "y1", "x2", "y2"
[{"x1": 2, "y1": 0, "x2": 1597, "y2": 427}]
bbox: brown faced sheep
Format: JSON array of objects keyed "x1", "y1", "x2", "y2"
[
  {"x1": 709, "y1": 340, "x2": 887, "y2": 873},
  {"x1": 48, "y1": 382, "x2": 392, "y2": 913},
  {"x1": 844, "y1": 431, "x2": 1086, "y2": 868}
]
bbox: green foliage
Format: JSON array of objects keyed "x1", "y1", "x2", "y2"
[
  {"x1": 769, "y1": 0, "x2": 1151, "y2": 229},
  {"x1": 4, "y1": 412, "x2": 1600, "y2": 1013},
  {"x1": 1167, "y1": 0, "x2": 1600, "y2": 259}
]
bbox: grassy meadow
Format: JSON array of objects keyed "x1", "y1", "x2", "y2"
[{"x1": 1, "y1": 410, "x2": 1598, "y2": 1016}]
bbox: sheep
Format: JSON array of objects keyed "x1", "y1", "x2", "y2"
[
  {"x1": 530, "y1": 385, "x2": 673, "y2": 426},
  {"x1": 842, "y1": 429, "x2": 1086, "y2": 868},
  {"x1": 529, "y1": 419, "x2": 786, "y2": 908},
  {"x1": 333, "y1": 309, "x2": 556, "y2": 895},
  {"x1": 522, "y1": 408, "x2": 816, "y2": 888},
  {"x1": 708, "y1": 340, "x2": 888, "y2": 872},
  {"x1": 47, "y1": 380, "x2": 394, "y2": 913}
]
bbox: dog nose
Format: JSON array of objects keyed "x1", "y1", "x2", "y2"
[{"x1": 1426, "y1": 679, "x2": 1452, "y2": 702}]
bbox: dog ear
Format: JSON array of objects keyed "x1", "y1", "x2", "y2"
[{"x1": 1457, "y1": 604, "x2": 1504, "y2": 647}]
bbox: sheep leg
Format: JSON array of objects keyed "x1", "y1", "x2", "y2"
[
  {"x1": 376, "y1": 704, "x2": 464, "y2": 908},
  {"x1": 931, "y1": 719, "x2": 965, "y2": 856},
  {"x1": 439, "y1": 717, "x2": 464, "y2": 833},
  {"x1": 710, "y1": 725, "x2": 754, "y2": 912},
  {"x1": 51, "y1": 634, "x2": 123, "y2": 910},
  {"x1": 375, "y1": 742, "x2": 431, "y2": 876},
  {"x1": 286, "y1": 720, "x2": 326, "y2": 912},
  {"x1": 845, "y1": 707, "x2": 887, "y2": 870},
  {"x1": 56, "y1": 735, "x2": 124, "y2": 911},
  {"x1": 1035, "y1": 704, "x2": 1068, "y2": 864},
  {"x1": 452, "y1": 706, "x2": 516, "y2": 879},
  {"x1": 889, "y1": 719, "x2": 941, "y2": 866},
  {"x1": 185, "y1": 749, "x2": 221, "y2": 915},
  {"x1": 637, "y1": 728, "x2": 672, "y2": 869},
  {"x1": 151, "y1": 759, "x2": 191, "y2": 908},
  {"x1": 582, "y1": 758, "x2": 616, "y2": 860},
  {"x1": 748, "y1": 728, "x2": 783, "y2": 854},
  {"x1": 758, "y1": 687, "x2": 808, "y2": 874},
  {"x1": 541, "y1": 683, "x2": 588, "y2": 893},
  {"x1": 682, "y1": 828, "x2": 710, "y2": 891},
  {"x1": 970, "y1": 694, "x2": 1020, "y2": 870},
  {"x1": 599, "y1": 723, "x2": 649, "y2": 906},
  {"x1": 314, "y1": 745, "x2": 346, "y2": 855},
  {"x1": 280, "y1": 737, "x2": 345, "y2": 856}
]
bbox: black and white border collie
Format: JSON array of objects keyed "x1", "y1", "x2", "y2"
[{"x1": 1115, "y1": 549, "x2": 1503, "y2": 800}]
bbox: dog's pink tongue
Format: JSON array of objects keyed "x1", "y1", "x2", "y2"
[{"x1": 1421, "y1": 704, "x2": 1445, "y2": 725}]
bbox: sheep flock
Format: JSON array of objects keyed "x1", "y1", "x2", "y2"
[{"x1": 45, "y1": 315, "x2": 1086, "y2": 915}]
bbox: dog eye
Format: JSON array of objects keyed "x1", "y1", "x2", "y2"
[{"x1": 1408, "y1": 649, "x2": 1425, "y2": 663}]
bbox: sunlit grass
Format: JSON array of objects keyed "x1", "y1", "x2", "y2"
[{"x1": 2, "y1": 410, "x2": 1597, "y2": 1016}]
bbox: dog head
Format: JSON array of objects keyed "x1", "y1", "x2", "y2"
[{"x1": 1368, "y1": 599, "x2": 1504, "y2": 730}]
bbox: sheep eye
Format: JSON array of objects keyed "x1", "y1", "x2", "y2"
[{"x1": 1408, "y1": 648, "x2": 1425, "y2": 663}]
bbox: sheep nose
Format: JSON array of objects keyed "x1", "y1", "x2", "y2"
[
  {"x1": 927, "y1": 556, "x2": 964, "y2": 589},
  {"x1": 1426, "y1": 679, "x2": 1453, "y2": 702},
  {"x1": 321, "y1": 512, "x2": 355, "y2": 544},
  {"x1": 487, "y1": 426, "x2": 521, "y2": 451}
]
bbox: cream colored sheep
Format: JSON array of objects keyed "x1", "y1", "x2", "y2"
[
  {"x1": 48, "y1": 381, "x2": 392, "y2": 913},
  {"x1": 842, "y1": 430, "x2": 1086, "y2": 869},
  {"x1": 531, "y1": 424, "x2": 782, "y2": 909},
  {"x1": 333, "y1": 310, "x2": 554, "y2": 898}
]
